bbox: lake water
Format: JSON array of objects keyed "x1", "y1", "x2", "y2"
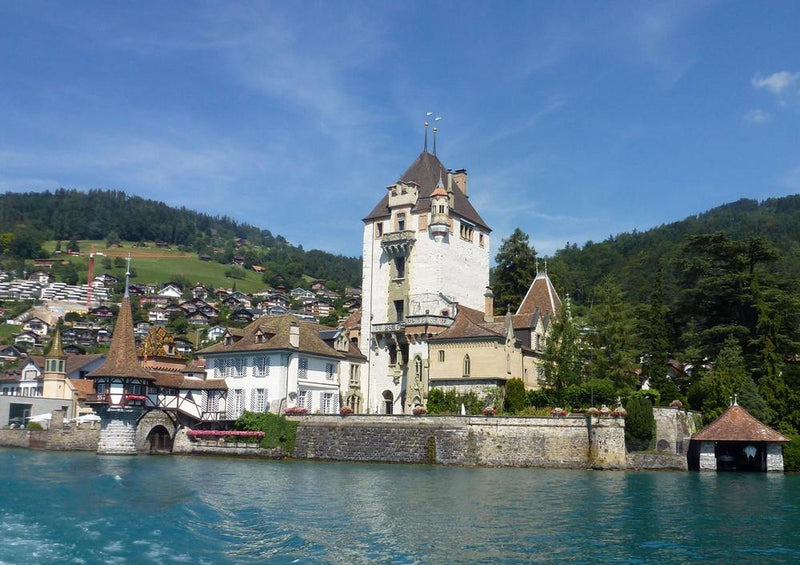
[{"x1": 2, "y1": 448, "x2": 799, "y2": 564}]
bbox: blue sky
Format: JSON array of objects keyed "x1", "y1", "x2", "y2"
[{"x1": 1, "y1": 2, "x2": 799, "y2": 259}]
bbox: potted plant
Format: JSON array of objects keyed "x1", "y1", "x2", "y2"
[{"x1": 339, "y1": 406, "x2": 354, "y2": 416}]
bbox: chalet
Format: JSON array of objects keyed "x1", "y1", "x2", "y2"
[
  {"x1": 0, "y1": 345, "x2": 24, "y2": 363},
  {"x1": 163, "y1": 304, "x2": 184, "y2": 318},
  {"x1": 345, "y1": 287, "x2": 362, "y2": 297},
  {"x1": 63, "y1": 344, "x2": 86, "y2": 355},
  {"x1": 264, "y1": 305, "x2": 289, "y2": 317},
  {"x1": 158, "y1": 284, "x2": 183, "y2": 299},
  {"x1": 28, "y1": 271, "x2": 52, "y2": 285},
  {"x1": 90, "y1": 305, "x2": 115, "y2": 319},
  {"x1": 315, "y1": 288, "x2": 339, "y2": 301},
  {"x1": 223, "y1": 296, "x2": 244, "y2": 308},
  {"x1": 290, "y1": 288, "x2": 315, "y2": 300},
  {"x1": 230, "y1": 308, "x2": 256, "y2": 323},
  {"x1": 199, "y1": 254, "x2": 212, "y2": 262},
  {"x1": 232, "y1": 254, "x2": 244, "y2": 266},
  {"x1": 134, "y1": 321, "x2": 152, "y2": 338},
  {"x1": 140, "y1": 294, "x2": 170, "y2": 308},
  {"x1": 94, "y1": 274, "x2": 118, "y2": 288},
  {"x1": 14, "y1": 331, "x2": 39, "y2": 350},
  {"x1": 262, "y1": 293, "x2": 290, "y2": 310},
  {"x1": 305, "y1": 300, "x2": 333, "y2": 319},
  {"x1": 310, "y1": 280, "x2": 327, "y2": 291},
  {"x1": 174, "y1": 338, "x2": 194, "y2": 356},
  {"x1": 148, "y1": 307, "x2": 168, "y2": 325},
  {"x1": 214, "y1": 288, "x2": 230, "y2": 300},
  {"x1": 23, "y1": 317, "x2": 50, "y2": 337},
  {"x1": 127, "y1": 283, "x2": 147, "y2": 296},
  {"x1": 61, "y1": 328, "x2": 78, "y2": 344},
  {"x1": 191, "y1": 284, "x2": 209, "y2": 299},
  {"x1": 155, "y1": 240, "x2": 170, "y2": 248},
  {"x1": 251, "y1": 265, "x2": 266, "y2": 273},
  {"x1": 205, "y1": 325, "x2": 227, "y2": 343},
  {"x1": 188, "y1": 310, "x2": 212, "y2": 326},
  {"x1": 690, "y1": 402, "x2": 791, "y2": 472}
]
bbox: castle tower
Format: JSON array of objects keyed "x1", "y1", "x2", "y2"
[
  {"x1": 87, "y1": 261, "x2": 156, "y2": 454},
  {"x1": 42, "y1": 324, "x2": 67, "y2": 399},
  {"x1": 360, "y1": 146, "x2": 491, "y2": 414}
]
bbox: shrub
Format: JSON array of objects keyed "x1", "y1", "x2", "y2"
[
  {"x1": 234, "y1": 411, "x2": 299, "y2": 454},
  {"x1": 783, "y1": 434, "x2": 800, "y2": 472},
  {"x1": 526, "y1": 388, "x2": 555, "y2": 408},
  {"x1": 26, "y1": 421, "x2": 44, "y2": 430},
  {"x1": 504, "y1": 378, "x2": 526, "y2": 414},
  {"x1": 625, "y1": 396, "x2": 655, "y2": 450}
]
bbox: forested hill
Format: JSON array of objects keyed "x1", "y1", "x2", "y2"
[
  {"x1": 547, "y1": 195, "x2": 800, "y2": 307},
  {"x1": 0, "y1": 189, "x2": 361, "y2": 288}
]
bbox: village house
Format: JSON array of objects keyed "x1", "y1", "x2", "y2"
[{"x1": 197, "y1": 314, "x2": 365, "y2": 418}]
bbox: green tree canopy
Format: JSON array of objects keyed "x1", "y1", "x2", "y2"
[{"x1": 492, "y1": 228, "x2": 537, "y2": 314}]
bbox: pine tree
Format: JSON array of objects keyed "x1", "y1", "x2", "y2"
[
  {"x1": 588, "y1": 278, "x2": 636, "y2": 392},
  {"x1": 541, "y1": 296, "x2": 582, "y2": 391},
  {"x1": 641, "y1": 267, "x2": 670, "y2": 391},
  {"x1": 492, "y1": 228, "x2": 537, "y2": 314},
  {"x1": 701, "y1": 336, "x2": 747, "y2": 423}
]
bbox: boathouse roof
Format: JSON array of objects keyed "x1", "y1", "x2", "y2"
[{"x1": 692, "y1": 404, "x2": 790, "y2": 443}]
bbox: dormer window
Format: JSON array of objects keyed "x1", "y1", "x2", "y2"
[{"x1": 224, "y1": 335, "x2": 233, "y2": 346}]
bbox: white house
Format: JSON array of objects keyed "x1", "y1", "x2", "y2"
[{"x1": 197, "y1": 314, "x2": 365, "y2": 418}]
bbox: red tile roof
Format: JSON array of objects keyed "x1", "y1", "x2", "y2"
[{"x1": 693, "y1": 405, "x2": 790, "y2": 443}]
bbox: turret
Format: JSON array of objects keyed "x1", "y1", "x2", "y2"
[{"x1": 429, "y1": 175, "x2": 450, "y2": 239}]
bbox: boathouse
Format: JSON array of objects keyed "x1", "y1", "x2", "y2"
[{"x1": 689, "y1": 403, "x2": 790, "y2": 472}]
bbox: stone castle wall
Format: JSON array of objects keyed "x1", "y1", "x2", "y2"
[
  {"x1": 0, "y1": 424, "x2": 99, "y2": 451},
  {"x1": 292, "y1": 414, "x2": 627, "y2": 469}
]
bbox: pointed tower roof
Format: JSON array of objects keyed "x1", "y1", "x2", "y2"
[
  {"x1": 693, "y1": 404, "x2": 790, "y2": 443},
  {"x1": 516, "y1": 272, "x2": 562, "y2": 318},
  {"x1": 48, "y1": 325, "x2": 65, "y2": 358},
  {"x1": 88, "y1": 297, "x2": 155, "y2": 381},
  {"x1": 363, "y1": 150, "x2": 490, "y2": 231}
]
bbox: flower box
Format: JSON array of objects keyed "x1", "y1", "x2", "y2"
[
  {"x1": 186, "y1": 430, "x2": 265, "y2": 441},
  {"x1": 550, "y1": 408, "x2": 569, "y2": 418},
  {"x1": 482, "y1": 407, "x2": 497, "y2": 416},
  {"x1": 339, "y1": 406, "x2": 354, "y2": 416},
  {"x1": 412, "y1": 407, "x2": 427, "y2": 415},
  {"x1": 283, "y1": 406, "x2": 308, "y2": 415}
]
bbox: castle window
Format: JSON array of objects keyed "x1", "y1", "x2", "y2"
[
  {"x1": 479, "y1": 234, "x2": 485, "y2": 247},
  {"x1": 463, "y1": 354, "x2": 471, "y2": 377},
  {"x1": 298, "y1": 390, "x2": 310, "y2": 410},
  {"x1": 394, "y1": 256, "x2": 406, "y2": 279},
  {"x1": 414, "y1": 355, "x2": 423, "y2": 379},
  {"x1": 394, "y1": 300, "x2": 405, "y2": 322},
  {"x1": 325, "y1": 363, "x2": 335, "y2": 381},
  {"x1": 376, "y1": 222, "x2": 384, "y2": 238},
  {"x1": 388, "y1": 344, "x2": 398, "y2": 365},
  {"x1": 298, "y1": 357, "x2": 308, "y2": 379},
  {"x1": 397, "y1": 213, "x2": 406, "y2": 231},
  {"x1": 349, "y1": 364, "x2": 361, "y2": 387},
  {"x1": 460, "y1": 223, "x2": 474, "y2": 242},
  {"x1": 438, "y1": 350, "x2": 445, "y2": 362}
]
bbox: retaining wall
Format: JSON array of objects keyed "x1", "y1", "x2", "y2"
[
  {"x1": 0, "y1": 425, "x2": 99, "y2": 451},
  {"x1": 292, "y1": 414, "x2": 627, "y2": 469},
  {"x1": 171, "y1": 428, "x2": 285, "y2": 458}
]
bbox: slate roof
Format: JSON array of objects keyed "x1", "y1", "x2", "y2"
[
  {"x1": 693, "y1": 404, "x2": 790, "y2": 443},
  {"x1": 87, "y1": 298, "x2": 156, "y2": 381},
  {"x1": 197, "y1": 314, "x2": 346, "y2": 359},
  {"x1": 517, "y1": 273, "x2": 562, "y2": 318},
  {"x1": 363, "y1": 150, "x2": 490, "y2": 231}
]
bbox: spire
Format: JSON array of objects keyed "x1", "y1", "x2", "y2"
[
  {"x1": 48, "y1": 322, "x2": 65, "y2": 358},
  {"x1": 124, "y1": 254, "x2": 131, "y2": 299},
  {"x1": 424, "y1": 121, "x2": 429, "y2": 152},
  {"x1": 87, "y1": 296, "x2": 154, "y2": 380},
  {"x1": 433, "y1": 127, "x2": 438, "y2": 156}
]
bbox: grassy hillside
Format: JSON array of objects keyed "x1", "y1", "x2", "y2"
[{"x1": 42, "y1": 241, "x2": 269, "y2": 293}]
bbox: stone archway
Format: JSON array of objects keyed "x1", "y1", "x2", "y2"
[
  {"x1": 135, "y1": 409, "x2": 177, "y2": 453},
  {"x1": 146, "y1": 425, "x2": 173, "y2": 453}
]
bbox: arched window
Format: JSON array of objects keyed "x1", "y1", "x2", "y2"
[
  {"x1": 383, "y1": 390, "x2": 394, "y2": 414},
  {"x1": 463, "y1": 354, "x2": 471, "y2": 377},
  {"x1": 414, "y1": 355, "x2": 423, "y2": 380}
]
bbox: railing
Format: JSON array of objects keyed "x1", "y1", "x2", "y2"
[
  {"x1": 200, "y1": 411, "x2": 228, "y2": 421},
  {"x1": 372, "y1": 322, "x2": 405, "y2": 333},
  {"x1": 404, "y1": 314, "x2": 453, "y2": 327},
  {"x1": 381, "y1": 230, "x2": 415, "y2": 256},
  {"x1": 86, "y1": 393, "x2": 110, "y2": 404}
]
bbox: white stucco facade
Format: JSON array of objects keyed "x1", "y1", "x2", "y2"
[{"x1": 359, "y1": 150, "x2": 491, "y2": 414}]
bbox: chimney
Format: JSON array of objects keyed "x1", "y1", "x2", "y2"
[
  {"x1": 453, "y1": 169, "x2": 467, "y2": 196},
  {"x1": 289, "y1": 322, "x2": 300, "y2": 348},
  {"x1": 484, "y1": 287, "x2": 494, "y2": 321}
]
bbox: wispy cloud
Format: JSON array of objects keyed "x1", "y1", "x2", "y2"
[
  {"x1": 752, "y1": 71, "x2": 800, "y2": 95},
  {"x1": 743, "y1": 108, "x2": 770, "y2": 124}
]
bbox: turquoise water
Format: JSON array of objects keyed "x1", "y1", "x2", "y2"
[{"x1": 1, "y1": 448, "x2": 799, "y2": 564}]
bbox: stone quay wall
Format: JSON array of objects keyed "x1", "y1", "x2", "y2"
[
  {"x1": 292, "y1": 414, "x2": 627, "y2": 469},
  {"x1": 0, "y1": 425, "x2": 99, "y2": 451},
  {"x1": 171, "y1": 428, "x2": 285, "y2": 458}
]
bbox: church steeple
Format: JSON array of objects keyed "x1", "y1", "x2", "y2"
[{"x1": 42, "y1": 323, "x2": 67, "y2": 398}]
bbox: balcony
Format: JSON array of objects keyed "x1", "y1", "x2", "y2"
[
  {"x1": 86, "y1": 393, "x2": 110, "y2": 405},
  {"x1": 381, "y1": 230, "x2": 415, "y2": 256}
]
